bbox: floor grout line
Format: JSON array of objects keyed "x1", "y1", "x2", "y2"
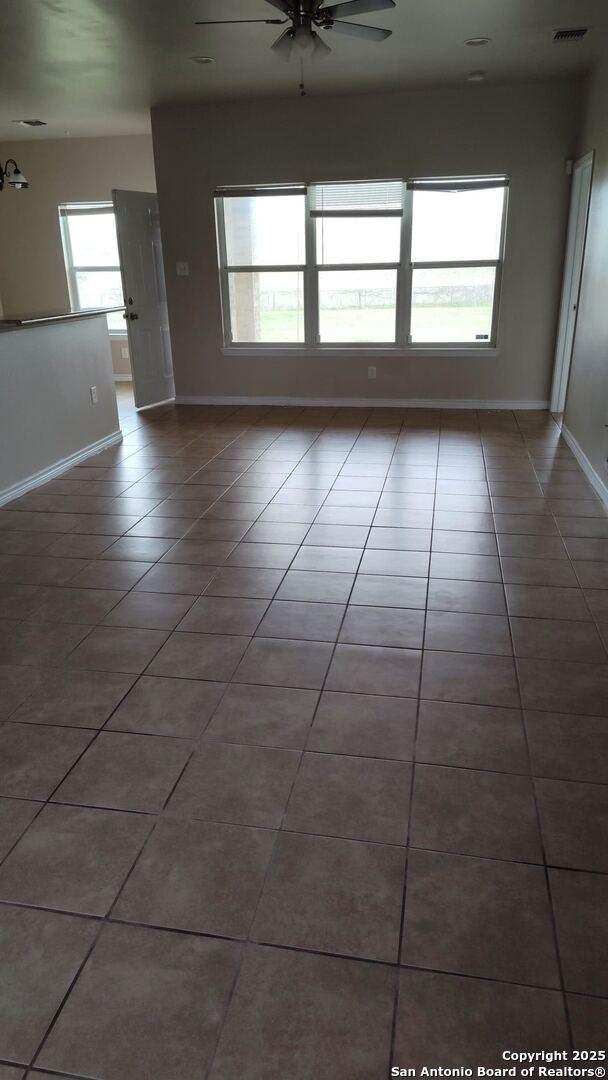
[{"x1": 388, "y1": 409, "x2": 439, "y2": 1071}]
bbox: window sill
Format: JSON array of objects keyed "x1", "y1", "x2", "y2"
[{"x1": 221, "y1": 345, "x2": 499, "y2": 359}]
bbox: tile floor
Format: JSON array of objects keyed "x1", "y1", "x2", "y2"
[{"x1": 0, "y1": 397, "x2": 607, "y2": 1077}]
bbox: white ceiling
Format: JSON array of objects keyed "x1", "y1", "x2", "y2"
[{"x1": 0, "y1": 0, "x2": 605, "y2": 140}]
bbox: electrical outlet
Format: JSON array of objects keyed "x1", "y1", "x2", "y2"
[
  {"x1": 121, "y1": 346, "x2": 129, "y2": 360},
  {"x1": 368, "y1": 365, "x2": 377, "y2": 380},
  {"x1": 90, "y1": 385, "x2": 98, "y2": 405},
  {"x1": 176, "y1": 261, "x2": 190, "y2": 277}
]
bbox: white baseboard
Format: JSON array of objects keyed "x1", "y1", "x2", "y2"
[
  {"x1": 114, "y1": 374, "x2": 132, "y2": 383},
  {"x1": 560, "y1": 423, "x2": 608, "y2": 507},
  {"x1": 175, "y1": 394, "x2": 549, "y2": 410},
  {"x1": 0, "y1": 429, "x2": 123, "y2": 508}
]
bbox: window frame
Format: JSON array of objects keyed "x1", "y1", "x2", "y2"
[
  {"x1": 215, "y1": 188, "x2": 307, "y2": 347},
  {"x1": 311, "y1": 191, "x2": 403, "y2": 347},
  {"x1": 59, "y1": 202, "x2": 125, "y2": 335},
  {"x1": 405, "y1": 178, "x2": 509, "y2": 349},
  {"x1": 215, "y1": 176, "x2": 509, "y2": 354}
]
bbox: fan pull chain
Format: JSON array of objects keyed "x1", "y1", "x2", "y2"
[{"x1": 299, "y1": 57, "x2": 306, "y2": 96}]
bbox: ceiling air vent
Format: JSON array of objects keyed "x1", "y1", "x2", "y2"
[{"x1": 552, "y1": 27, "x2": 589, "y2": 42}]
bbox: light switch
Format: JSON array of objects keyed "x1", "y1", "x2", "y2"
[{"x1": 176, "y1": 261, "x2": 190, "y2": 277}]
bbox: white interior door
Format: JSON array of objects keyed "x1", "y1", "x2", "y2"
[
  {"x1": 550, "y1": 152, "x2": 594, "y2": 414},
  {"x1": 113, "y1": 189, "x2": 175, "y2": 409}
]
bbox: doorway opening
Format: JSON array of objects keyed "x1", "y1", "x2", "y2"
[
  {"x1": 59, "y1": 192, "x2": 174, "y2": 415},
  {"x1": 59, "y1": 200, "x2": 133, "y2": 422},
  {"x1": 550, "y1": 151, "x2": 594, "y2": 418}
]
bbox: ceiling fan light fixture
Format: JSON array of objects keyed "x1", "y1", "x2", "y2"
[
  {"x1": 271, "y1": 26, "x2": 295, "y2": 60},
  {"x1": 293, "y1": 24, "x2": 315, "y2": 52},
  {"x1": 201, "y1": 0, "x2": 395, "y2": 59},
  {"x1": 311, "y1": 30, "x2": 332, "y2": 58}
]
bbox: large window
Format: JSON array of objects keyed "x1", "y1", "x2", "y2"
[
  {"x1": 59, "y1": 203, "x2": 124, "y2": 332},
  {"x1": 215, "y1": 177, "x2": 508, "y2": 349},
  {"x1": 313, "y1": 181, "x2": 402, "y2": 344},
  {"x1": 409, "y1": 178, "x2": 506, "y2": 345},
  {"x1": 217, "y1": 188, "x2": 306, "y2": 343}
]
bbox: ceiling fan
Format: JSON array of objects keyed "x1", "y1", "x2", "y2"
[{"x1": 195, "y1": 0, "x2": 396, "y2": 61}]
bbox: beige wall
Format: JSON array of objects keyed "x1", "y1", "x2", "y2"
[
  {"x1": 110, "y1": 337, "x2": 132, "y2": 379},
  {"x1": 0, "y1": 134, "x2": 154, "y2": 379},
  {"x1": 563, "y1": 57, "x2": 608, "y2": 481},
  {"x1": 152, "y1": 81, "x2": 581, "y2": 405},
  {"x1": 0, "y1": 316, "x2": 119, "y2": 501}
]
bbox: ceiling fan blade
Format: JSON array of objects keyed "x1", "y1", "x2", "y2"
[
  {"x1": 264, "y1": 0, "x2": 293, "y2": 12},
  {"x1": 322, "y1": 0, "x2": 395, "y2": 17},
  {"x1": 311, "y1": 31, "x2": 332, "y2": 57},
  {"x1": 271, "y1": 27, "x2": 294, "y2": 60},
  {"x1": 329, "y1": 19, "x2": 391, "y2": 39},
  {"x1": 195, "y1": 17, "x2": 286, "y2": 24}
]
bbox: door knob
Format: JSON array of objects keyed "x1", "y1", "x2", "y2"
[{"x1": 128, "y1": 312, "x2": 139, "y2": 320}]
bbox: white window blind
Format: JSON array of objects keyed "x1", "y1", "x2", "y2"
[
  {"x1": 407, "y1": 176, "x2": 509, "y2": 192},
  {"x1": 216, "y1": 185, "x2": 307, "y2": 199},
  {"x1": 310, "y1": 180, "x2": 403, "y2": 215}
]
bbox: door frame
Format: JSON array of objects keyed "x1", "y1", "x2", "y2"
[{"x1": 550, "y1": 151, "x2": 594, "y2": 415}]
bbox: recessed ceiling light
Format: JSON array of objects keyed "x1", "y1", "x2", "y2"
[
  {"x1": 190, "y1": 55, "x2": 215, "y2": 64},
  {"x1": 467, "y1": 70, "x2": 487, "y2": 82},
  {"x1": 465, "y1": 36, "x2": 491, "y2": 46},
  {"x1": 12, "y1": 119, "x2": 47, "y2": 127}
]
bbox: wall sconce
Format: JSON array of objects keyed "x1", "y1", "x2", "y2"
[{"x1": 0, "y1": 160, "x2": 28, "y2": 191}]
